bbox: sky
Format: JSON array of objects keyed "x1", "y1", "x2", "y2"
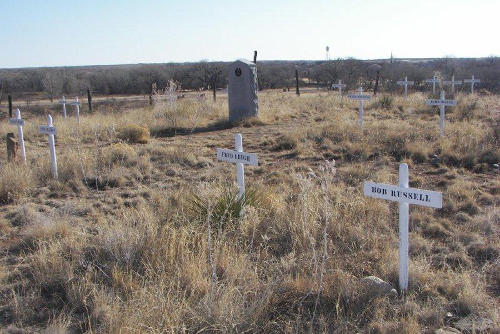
[{"x1": 1, "y1": 0, "x2": 499, "y2": 68}]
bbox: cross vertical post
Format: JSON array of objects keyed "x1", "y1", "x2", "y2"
[
  {"x1": 46, "y1": 115, "x2": 58, "y2": 178},
  {"x1": 397, "y1": 76, "x2": 414, "y2": 98},
  {"x1": 348, "y1": 87, "x2": 370, "y2": 127},
  {"x1": 58, "y1": 96, "x2": 68, "y2": 118},
  {"x1": 15, "y1": 109, "x2": 26, "y2": 164},
  {"x1": 439, "y1": 90, "x2": 445, "y2": 137},
  {"x1": 443, "y1": 75, "x2": 462, "y2": 94},
  {"x1": 359, "y1": 87, "x2": 364, "y2": 127},
  {"x1": 426, "y1": 76, "x2": 440, "y2": 94},
  {"x1": 426, "y1": 91, "x2": 457, "y2": 137},
  {"x1": 398, "y1": 163, "x2": 409, "y2": 291},
  {"x1": 75, "y1": 97, "x2": 80, "y2": 124},
  {"x1": 464, "y1": 75, "x2": 480, "y2": 94},
  {"x1": 235, "y1": 133, "x2": 245, "y2": 201}
]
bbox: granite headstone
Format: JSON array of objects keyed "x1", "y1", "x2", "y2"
[{"x1": 228, "y1": 59, "x2": 258, "y2": 122}]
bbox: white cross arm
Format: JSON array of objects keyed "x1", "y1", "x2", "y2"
[
  {"x1": 426, "y1": 79, "x2": 439, "y2": 83},
  {"x1": 397, "y1": 81, "x2": 414, "y2": 85},
  {"x1": 426, "y1": 99, "x2": 457, "y2": 106},
  {"x1": 363, "y1": 181, "x2": 442, "y2": 208},
  {"x1": 332, "y1": 84, "x2": 346, "y2": 88},
  {"x1": 40, "y1": 125, "x2": 57, "y2": 135},
  {"x1": 58, "y1": 100, "x2": 67, "y2": 104},
  {"x1": 9, "y1": 118, "x2": 25, "y2": 126},
  {"x1": 443, "y1": 80, "x2": 462, "y2": 85},
  {"x1": 217, "y1": 148, "x2": 258, "y2": 166},
  {"x1": 464, "y1": 79, "x2": 480, "y2": 83},
  {"x1": 347, "y1": 94, "x2": 371, "y2": 100},
  {"x1": 69, "y1": 101, "x2": 80, "y2": 106}
]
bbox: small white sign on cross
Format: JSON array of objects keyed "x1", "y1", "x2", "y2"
[
  {"x1": 396, "y1": 76, "x2": 414, "y2": 98},
  {"x1": 39, "y1": 115, "x2": 58, "y2": 178},
  {"x1": 216, "y1": 133, "x2": 258, "y2": 200},
  {"x1": 69, "y1": 97, "x2": 81, "y2": 124},
  {"x1": 58, "y1": 96, "x2": 67, "y2": 118},
  {"x1": 348, "y1": 87, "x2": 371, "y2": 127},
  {"x1": 426, "y1": 90, "x2": 457, "y2": 137},
  {"x1": 9, "y1": 109, "x2": 26, "y2": 164},
  {"x1": 364, "y1": 163, "x2": 443, "y2": 291},
  {"x1": 331, "y1": 79, "x2": 346, "y2": 95},
  {"x1": 463, "y1": 75, "x2": 480, "y2": 94},
  {"x1": 442, "y1": 75, "x2": 462, "y2": 94},
  {"x1": 425, "y1": 76, "x2": 441, "y2": 94}
]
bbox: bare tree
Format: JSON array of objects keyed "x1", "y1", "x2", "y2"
[
  {"x1": 42, "y1": 72, "x2": 63, "y2": 102},
  {"x1": 196, "y1": 61, "x2": 225, "y2": 101}
]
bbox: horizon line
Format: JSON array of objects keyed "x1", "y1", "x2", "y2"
[{"x1": 1, "y1": 55, "x2": 499, "y2": 71}]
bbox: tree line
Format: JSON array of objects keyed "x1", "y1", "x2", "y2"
[{"x1": 1, "y1": 57, "x2": 499, "y2": 104}]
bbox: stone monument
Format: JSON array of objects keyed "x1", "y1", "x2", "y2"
[{"x1": 228, "y1": 59, "x2": 258, "y2": 122}]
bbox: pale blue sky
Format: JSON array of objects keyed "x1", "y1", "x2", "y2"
[{"x1": 1, "y1": 0, "x2": 499, "y2": 68}]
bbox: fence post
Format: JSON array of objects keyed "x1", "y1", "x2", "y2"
[
  {"x1": 8, "y1": 95, "x2": 12, "y2": 118},
  {"x1": 295, "y1": 69, "x2": 300, "y2": 96},
  {"x1": 87, "y1": 89, "x2": 93, "y2": 112}
]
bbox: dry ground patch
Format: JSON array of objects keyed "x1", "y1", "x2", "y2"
[{"x1": 0, "y1": 90, "x2": 499, "y2": 333}]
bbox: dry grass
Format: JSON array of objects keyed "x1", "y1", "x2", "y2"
[{"x1": 0, "y1": 91, "x2": 498, "y2": 332}]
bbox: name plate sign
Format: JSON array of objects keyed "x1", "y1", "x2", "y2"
[
  {"x1": 363, "y1": 181, "x2": 442, "y2": 208},
  {"x1": 9, "y1": 118, "x2": 25, "y2": 126},
  {"x1": 397, "y1": 80, "x2": 414, "y2": 85},
  {"x1": 426, "y1": 99, "x2": 457, "y2": 106},
  {"x1": 217, "y1": 148, "x2": 258, "y2": 166},
  {"x1": 40, "y1": 125, "x2": 57, "y2": 135},
  {"x1": 347, "y1": 94, "x2": 371, "y2": 100}
]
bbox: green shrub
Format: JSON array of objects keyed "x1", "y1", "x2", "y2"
[{"x1": 188, "y1": 186, "x2": 261, "y2": 231}]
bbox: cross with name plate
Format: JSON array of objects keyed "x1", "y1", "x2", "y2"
[
  {"x1": 463, "y1": 75, "x2": 480, "y2": 94},
  {"x1": 442, "y1": 75, "x2": 462, "y2": 94},
  {"x1": 397, "y1": 76, "x2": 414, "y2": 98},
  {"x1": 348, "y1": 87, "x2": 371, "y2": 127},
  {"x1": 425, "y1": 76, "x2": 440, "y2": 94},
  {"x1": 426, "y1": 90, "x2": 457, "y2": 137},
  {"x1": 364, "y1": 163, "x2": 443, "y2": 292},
  {"x1": 331, "y1": 79, "x2": 346, "y2": 95},
  {"x1": 217, "y1": 133, "x2": 258, "y2": 201}
]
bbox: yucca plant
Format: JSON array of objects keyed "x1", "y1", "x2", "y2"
[{"x1": 188, "y1": 186, "x2": 261, "y2": 231}]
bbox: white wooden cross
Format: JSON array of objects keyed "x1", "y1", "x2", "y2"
[
  {"x1": 425, "y1": 76, "x2": 441, "y2": 94},
  {"x1": 331, "y1": 79, "x2": 346, "y2": 95},
  {"x1": 58, "y1": 96, "x2": 67, "y2": 118},
  {"x1": 442, "y1": 75, "x2": 462, "y2": 94},
  {"x1": 216, "y1": 133, "x2": 258, "y2": 200},
  {"x1": 364, "y1": 163, "x2": 443, "y2": 291},
  {"x1": 397, "y1": 76, "x2": 414, "y2": 98},
  {"x1": 69, "y1": 97, "x2": 81, "y2": 124},
  {"x1": 426, "y1": 90, "x2": 457, "y2": 137},
  {"x1": 9, "y1": 108, "x2": 26, "y2": 164},
  {"x1": 348, "y1": 87, "x2": 371, "y2": 127},
  {"x1": 463, "y1": 75, "x2": 480, "y2": 94},
  {"x1": 39, "y1": 114, "x2": 58, "y2": 178}
]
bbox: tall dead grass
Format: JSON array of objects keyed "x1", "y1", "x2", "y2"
[{"x1": 0, "y1": 91, "x2": 498, "y2": 332}]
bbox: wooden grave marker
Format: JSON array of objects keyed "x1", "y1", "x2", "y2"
[
  {"x1": 39, "y1": 114, "x2": 58, "y2": 178},
  {"x1": 348, "y1": 87, "x2": 371, "y2": 127},
  {"x1": 216, "y1": 133, "x2": 258, "y2": 200},
  {"x1": 426, "y1": 90, "x2": 457, "y2": 137},
  {"x1": 364, "y1": 163, "x2": 443, "y2": 291}
]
